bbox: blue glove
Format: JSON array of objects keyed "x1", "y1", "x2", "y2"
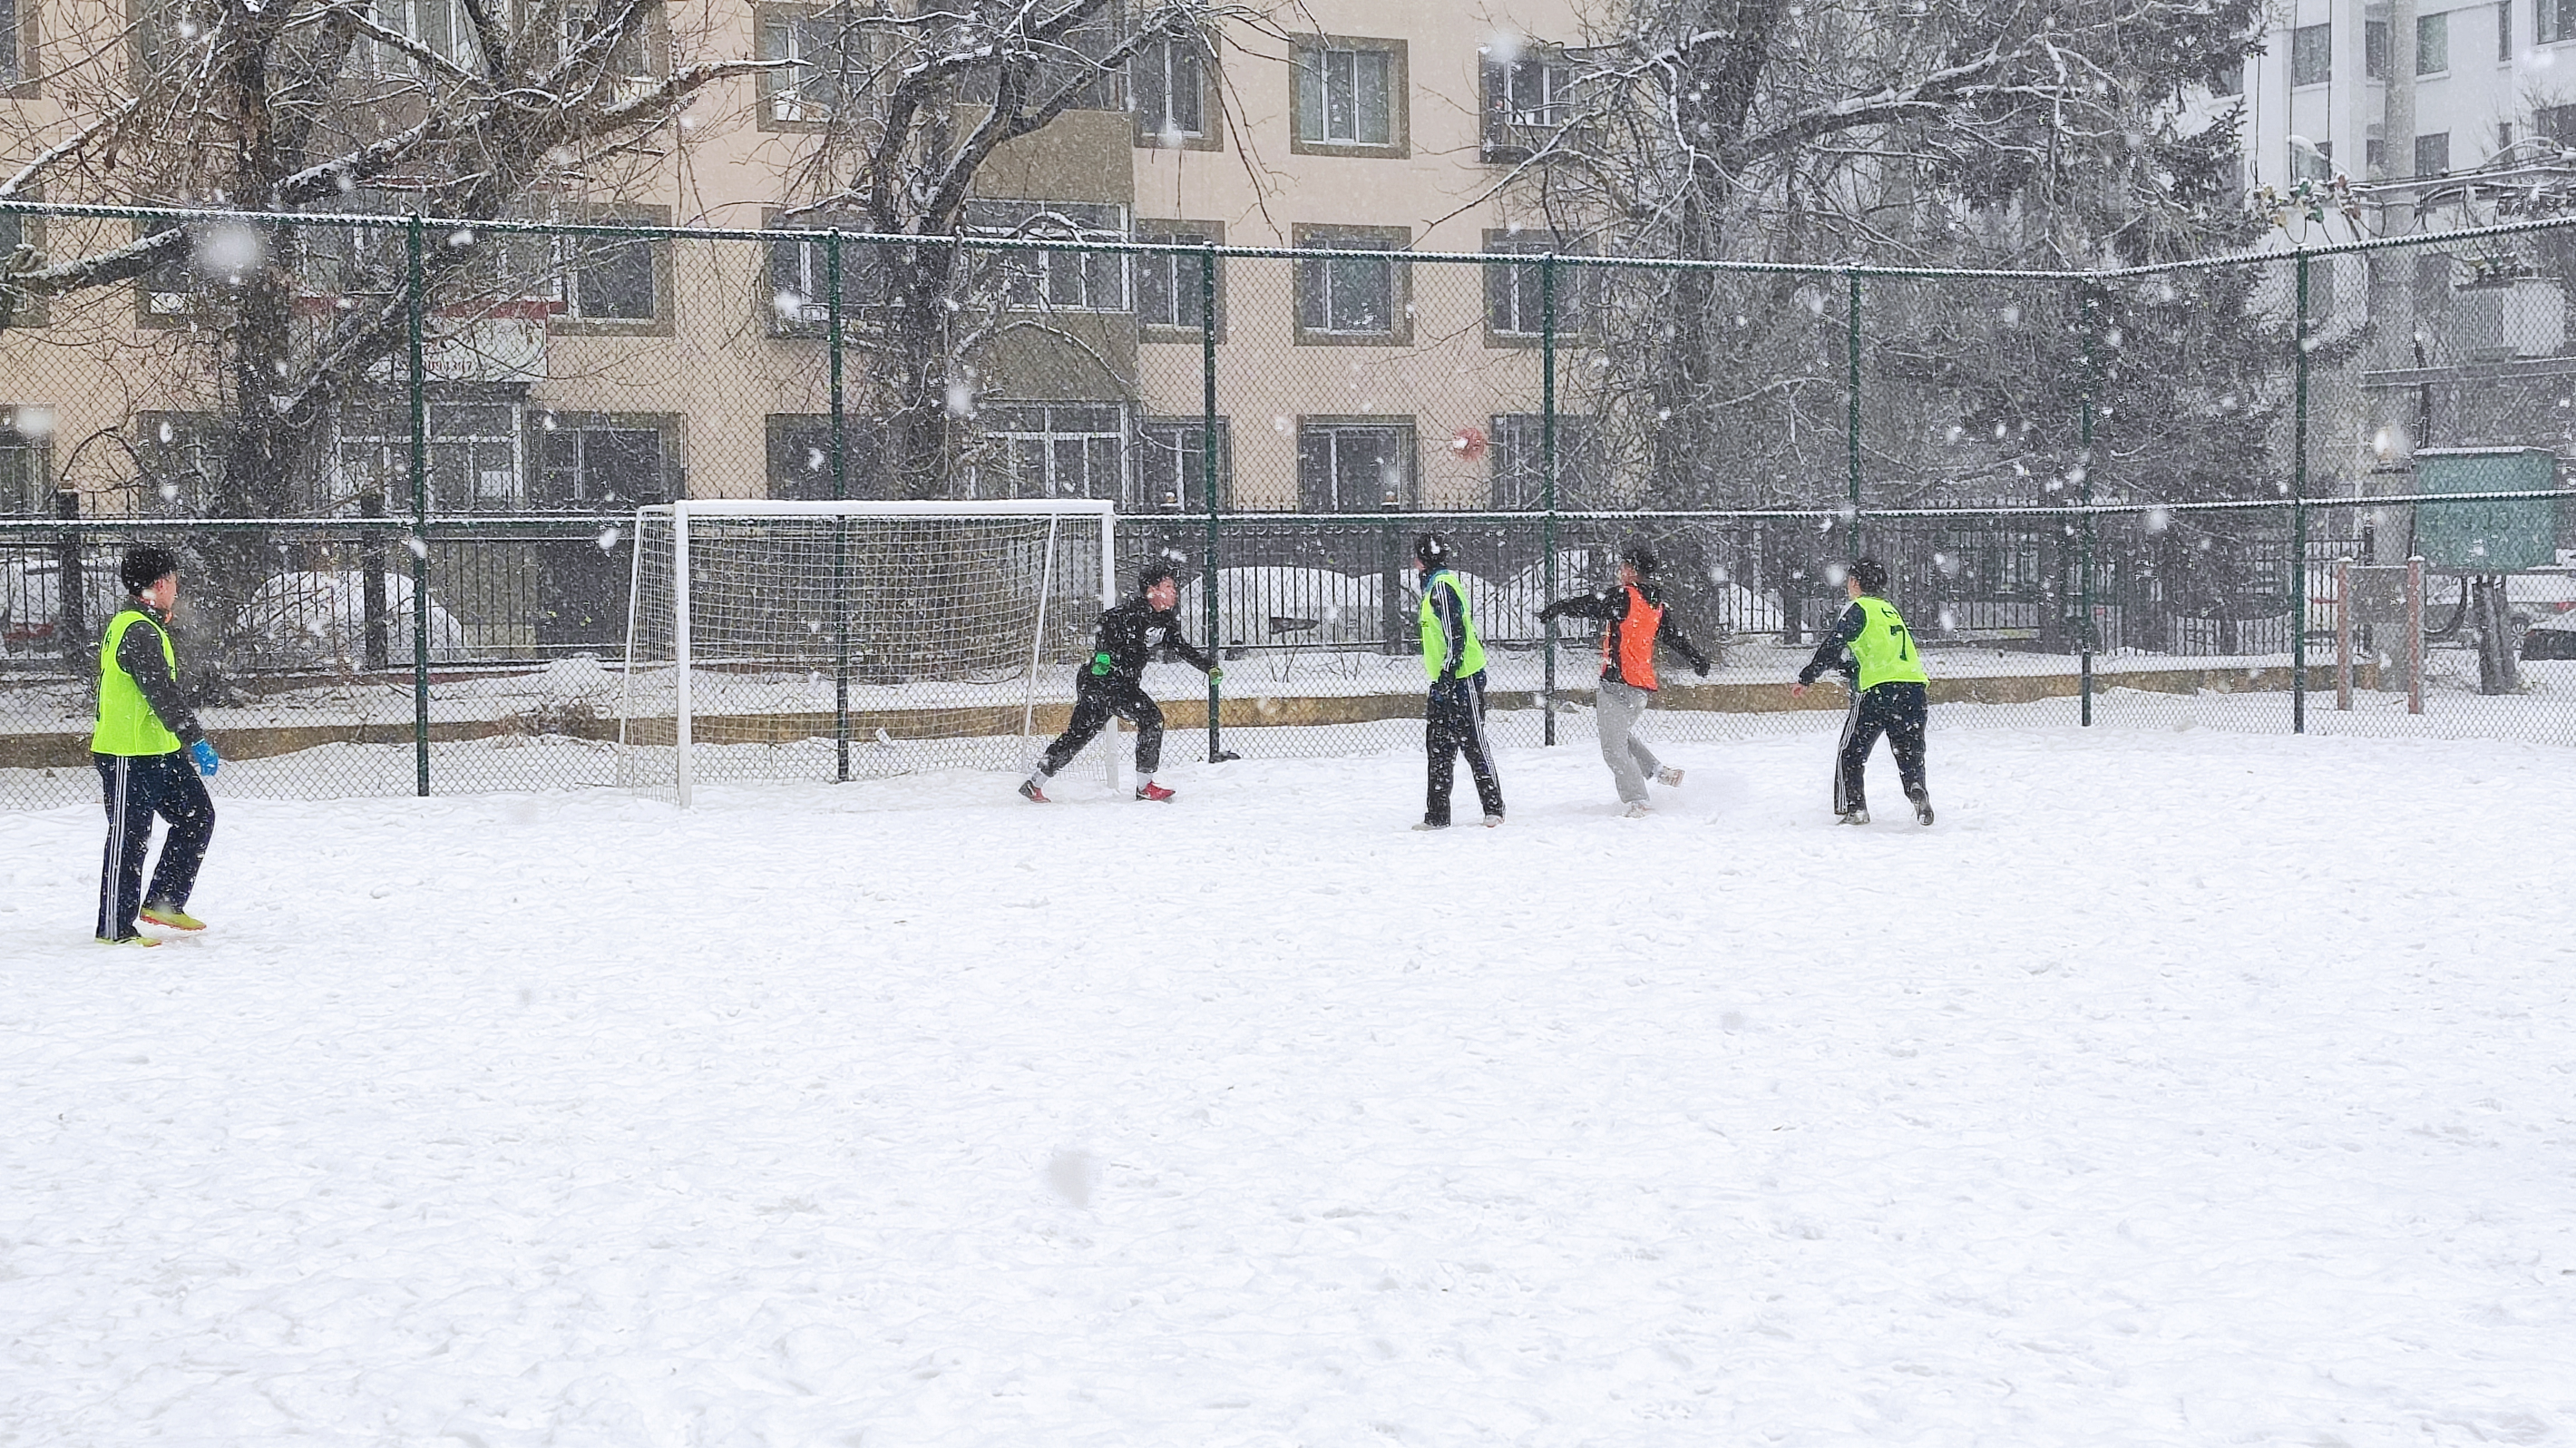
[{"x1": 188, "y1": 739, "x2": 219, "y2": 777}]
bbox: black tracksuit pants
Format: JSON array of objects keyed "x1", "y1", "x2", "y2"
[
  {"x1": 1424, "y1": 673, "x2": 1505, "y2": 825},
  {"x1": 1835, "y1": 681, "x2": 1928, "y2": 815},
  {"x1": 1040, "y1": 676, "x2": 1165, "y2": 778},
  {"x1": 96, "y1": 750, "x2": 215, "y2": 940}
]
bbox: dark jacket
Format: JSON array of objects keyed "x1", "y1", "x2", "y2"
[
  {"x1": 109, "y1": 603, "x2": 207, "y2": 747},
  {"x1": 1081, "y1": 595, "x2": 1216, "y2": 689},
  {"x1": 1796, "y1": 600, "x2": 1870, "y2": 687},
  {"x1": 1538, "y1": 581, "x2": 1710, "y2": 687}
]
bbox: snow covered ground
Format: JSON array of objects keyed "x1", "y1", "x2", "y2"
[{"x1": 4, "y1": 726, "x2": 2574, "y2": 1446}]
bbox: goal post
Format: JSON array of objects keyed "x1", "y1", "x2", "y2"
[{"x1": 619, "y1": 500, "x2": 1118, "y2": 805}]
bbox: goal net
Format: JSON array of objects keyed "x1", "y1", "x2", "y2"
[{"x1": 619, "y1": 500, "x2": 1117, "y2": 804}]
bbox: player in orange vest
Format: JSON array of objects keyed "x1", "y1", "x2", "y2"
[{"x1": 1538, "y1": 542, "x2": 1711, "y2": 817}]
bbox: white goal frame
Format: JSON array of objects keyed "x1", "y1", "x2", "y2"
[{"x1": 623, "y1": 498, "x2": 1118, "y2": 806}]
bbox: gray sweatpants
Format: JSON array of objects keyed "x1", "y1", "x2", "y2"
[{"x1": 1595, "y1": 677, "x2": 1665, "y2": 804}]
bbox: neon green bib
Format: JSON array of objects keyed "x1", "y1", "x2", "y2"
[
  {"x1": 1850, "y1": 596, "x2": 1928, "y2": 689},
  {"x1": 94, "y1": 610, "x2": 184, "y2": 757},
  {"x1": 1417, "y1": 571, "x2": 1487, "y2": 679}
]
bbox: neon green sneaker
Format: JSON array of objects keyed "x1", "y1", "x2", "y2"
[
  {"x1": 140, "y1": 902, "x2": 205, "y2": 932},
  {"x1": 96, "y1": 933, "x2": 163, "y2": 948}
]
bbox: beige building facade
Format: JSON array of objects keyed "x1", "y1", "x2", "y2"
[{"x1": 0, "y1": 0, "x2": 1607, "y2": 523}]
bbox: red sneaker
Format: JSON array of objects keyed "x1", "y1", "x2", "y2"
[
  {"x1": 1018, "y1": 779, "x2": 1051, "y2": 803},
  {"x1": 1134, "y1": 781, "x2": 1177, "y2": 802}
]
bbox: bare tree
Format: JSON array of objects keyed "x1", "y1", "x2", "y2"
[{"x1": 764, "y1": 0, "x2": 1247, "y2": 498}]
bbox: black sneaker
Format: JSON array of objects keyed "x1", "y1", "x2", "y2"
[
  {"x1": 1910, "y1": 793, "x2": 1935, "y2": 826},
  {"x1": 1836, "y1": 808, "x2": 1871, "y2": 826}
]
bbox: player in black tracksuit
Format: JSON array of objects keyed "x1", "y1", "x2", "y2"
[{"x1": 1020, "y1": 562, "x2": 1219, "y2": 803}]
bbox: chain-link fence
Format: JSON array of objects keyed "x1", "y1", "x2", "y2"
[{"x1": 5, "y1": 201, "x2": 2572, "y2": 807}]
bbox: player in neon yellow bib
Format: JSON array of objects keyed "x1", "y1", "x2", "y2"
[
  {"x1": 1791, "y1": 557, "x2": 1932, "y2": 826},
  {"x1": 92, "y1": 545, "x2": 220, "y2": 945}
]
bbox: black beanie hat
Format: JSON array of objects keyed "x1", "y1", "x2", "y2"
[{"x1": 121, "y1": 545, "x2": 179, "y2": 596}]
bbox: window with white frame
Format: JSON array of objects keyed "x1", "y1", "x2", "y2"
[
  {"x1": 0, "y1": 409, "x2": 47, "y2": 513},
  {"x1": 560, "y1": 0, "x2": 659, "y2": 91},
  {"x1": 2419, "y1": 11, "x2": 2450, "y2": 71},
  {"x1": 764, "y1": 224, "x2": 892, "y2": 335},
  {"x1": 338, "y1": 402, "x2": 523, "y2": 512},
  {"x1": 558, "y1": 229, "x2": 660, "y2": 322},
  {"x1": 1482, "y1": 48, "x2": 1579, "y2": 161},
  {"x1": 1297, "y1": 419, "x2": 1414, "y2": 511},
  {"x1": 1131, "y1": 32, "x2": 1212, "y2": 145},
  {"x1": 963, "y1": 200, "x2": 1128, "y2": 312},
  {"x1": 1135, "y1": 221, "x2": 1222, "y2": 335},
  {"x1": 372, "y1": 0, "x2": 484, "y2": 71},
  {"x1": 1489, "y1": 413, "x2": 1599, "y2": 511},
  {"x1": 532, "y1": 414, "x2": 673, "y2": 509},
  {"x1": 2292, "y1": 22, "x2": 2331, "y2": 84},
  {"x1": 1484, "y1": 229, "x2": 1593, "y2": 341},
  {"x1": 1135, "y1": 419, "x2": 1228, "y2": 510},
  {"x1": 758, "y1": 4, "x2": 864, "y2": 124},
  {"x1": 1294, "y1": 226, "x2": 1409, "y2": 344},
  {"x1": 973, "y1": 404, "x2": 1124, "y2": 500},
  {"x1": 1292, "y1": 37, "x2": 1402, "y2": 152}
]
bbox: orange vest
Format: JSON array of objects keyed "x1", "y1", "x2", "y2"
[{"x1": 1600, "y1": 585, "x2": 1663, "y2": 691}]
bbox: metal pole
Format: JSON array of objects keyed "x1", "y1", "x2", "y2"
[
  {"x1": 2078, "y1": 281, "x2": 2096, "y2": 726},
  {"x1": 52, "y1": 489, "x2": 84, "y2": 673},
  {"x1": 2292, "y1": 251, "x2": 2310, "y2": 734},
  {"x1": 2407, "y1": 554, "x2": 2424, "y2": 715},
  {"x1": 407, "y1": 215, "x2": 431, "y2": 796},
  {"x1": 830, "y1": 232, "x2": 850, "y2": 782},
  {"x1": 1202, "y1": 243, "x2": 1223, "y2": 763},
  {"x1": 1846, "y1": 270, "x2": 1863, "y2": 562},
  {"x1": 1541, "y1": 251, "x2": 1559, "y2": 746},
  {"x1": 2335, "y1": 556, "x2": 2354, "y2": 710},
  {"x1": 674, "y1": 503, "x2": 694, "y2": 808}
]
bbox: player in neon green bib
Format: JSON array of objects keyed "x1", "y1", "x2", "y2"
[
  {"x1": 92, "y1": 545, "x2": 220, "y2": 945},
  {"x1": 1791, "y1": 557, "x2": 1932, "y2": 826}
]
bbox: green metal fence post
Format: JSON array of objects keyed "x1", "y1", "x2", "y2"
[
  {"x1": 406, "y1": 214, "x2": 431, "y2": 797},
  {"x1": 1202, "y1": 243, "x2": 1223, "y2": 763},
  {"x1": 2079, "y1": 279, "x2": 2097, "y2": 726},
  {"x1": 1846, "y1": 270, "x2": 1862, "y2": 562},
  {"x1": 2293, "y1": 251, "x2": 2310, "y2": 734},
  {"x1": 1541, "y1": 251, "x2": 1559, "y2": 746},
  {"x1": 830, "y1": 231, "x2": 851, "y2": 782}
]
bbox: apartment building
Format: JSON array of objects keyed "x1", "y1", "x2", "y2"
[{"x1": 0, "y1": 0, "x2": 1602, "y2": 534}]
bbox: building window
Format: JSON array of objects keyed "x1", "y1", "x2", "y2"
[
  {"x1": 1291, "y1": 37, "x2": 1406, "y2": 156},
  {"x1": 1132, "y1": 32, "x2": 1218, "y2": 149},
  {"x1": 338, "y1": 402, "x2": 523, "y2": 513},
  {"x1": 1488, "y1": 413, "x2": 1603, "y2": 511},
  {"x1": 757, "y1": 3, "x2": 863, "y2": 126},
  {"x1": 2292, "y1": 138, "x2": 2334, "y2": 184},
  {"x1": 1293, "y1": 225, "x2": 1411, "y2": 345},
  {"x1": 0, "y1": 209, "x2": 42, "y2": 326},
  {"x1": 2543, "y1": 102, "x2": 2576, "y2": 144},
  {"x1": 2546, "y1": 0, "x2": 2576, "y2": 42},
  {"x1": 2367, "y1": 137, "x2": 2388, "y2": 174},
  {"x1": 764, "y1": 223, "x2": 891, "y2": 336},
  {"x1": 963, "y1": 200, "x2": 1128, "y2": 312},
  {"x1": 973, "y1": 404, "x2": 1124, "y2": 500},
  {"x1": 2416, "y1": 131, "x2": 2452, "y2": 176},
  {"x1": 560, "y1": 0, "x2": 662, "y2": 90},
  {"x1": 765, "y1": 414, "x2": 891, "y2": 501},
  {"x1": 2209, "y1": 57, "x2": 2243, "y2": 95},
  {"x1": 370, "y1": 0, "x2": 484, "y2": 71},
  {"x1": 2367, "y1": 18, "x2": 2388, "y2": 78},
  {"x1": 2, "y1": 0, "x2": 31, "y2": 94},
  {"x1": 131, "y1": 413, "x2": 225, "y2": 514},
  {"x1": 531, "y1": 413, "x2": 674, "y2": 510},
  {"x1": 1482, "y1": 46, "x2": 1579, "y2": 162},
  {"x1": 554, "y1": 224, "x2": 666, "y2": 327},
  {"x1": 2419, "y1": 11, "x2": 2450, "y2": 71},
  {"x1": 1484, "y1": 229, "x2": 1593, "y2": 343},
  {"x1": 2503, "y1": 0, "x2": 2516, "y2": 60},
  {"x1": 1135, "y1": 418, "x2": 1229, "y2": 510},
  {"x1": 2501, "y1": 120, "x2": 2516, "y2": 154},
  {"x1": 1297, "y1": 419, "x2": 1414, "y2": 511},
  {"x1": 0, "y1": 409, "x2": 48, "y2": 514},
  {"x1": 2292, "y1": 23, "x2": 2331, "y2": 85},
  {"x1": 1136, "y1": 221, "x2": 1224, "y2": 339}
]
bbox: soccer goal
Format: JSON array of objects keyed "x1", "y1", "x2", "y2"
[{"x1": 619, "y1": 500, "x2": 1118, "y2": 805}]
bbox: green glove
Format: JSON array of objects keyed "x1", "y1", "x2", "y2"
[
  {"x1": 1088, "y1": 650, "x2": 1114, "y2": 677},
  {"x1": 1207, "y1": 667, "x2": 1224, "y2": 683}
]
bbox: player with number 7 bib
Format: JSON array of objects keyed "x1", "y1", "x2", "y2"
[{"x1": 1790, "y1": 556, "x2": 1931, "y2": 827}]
